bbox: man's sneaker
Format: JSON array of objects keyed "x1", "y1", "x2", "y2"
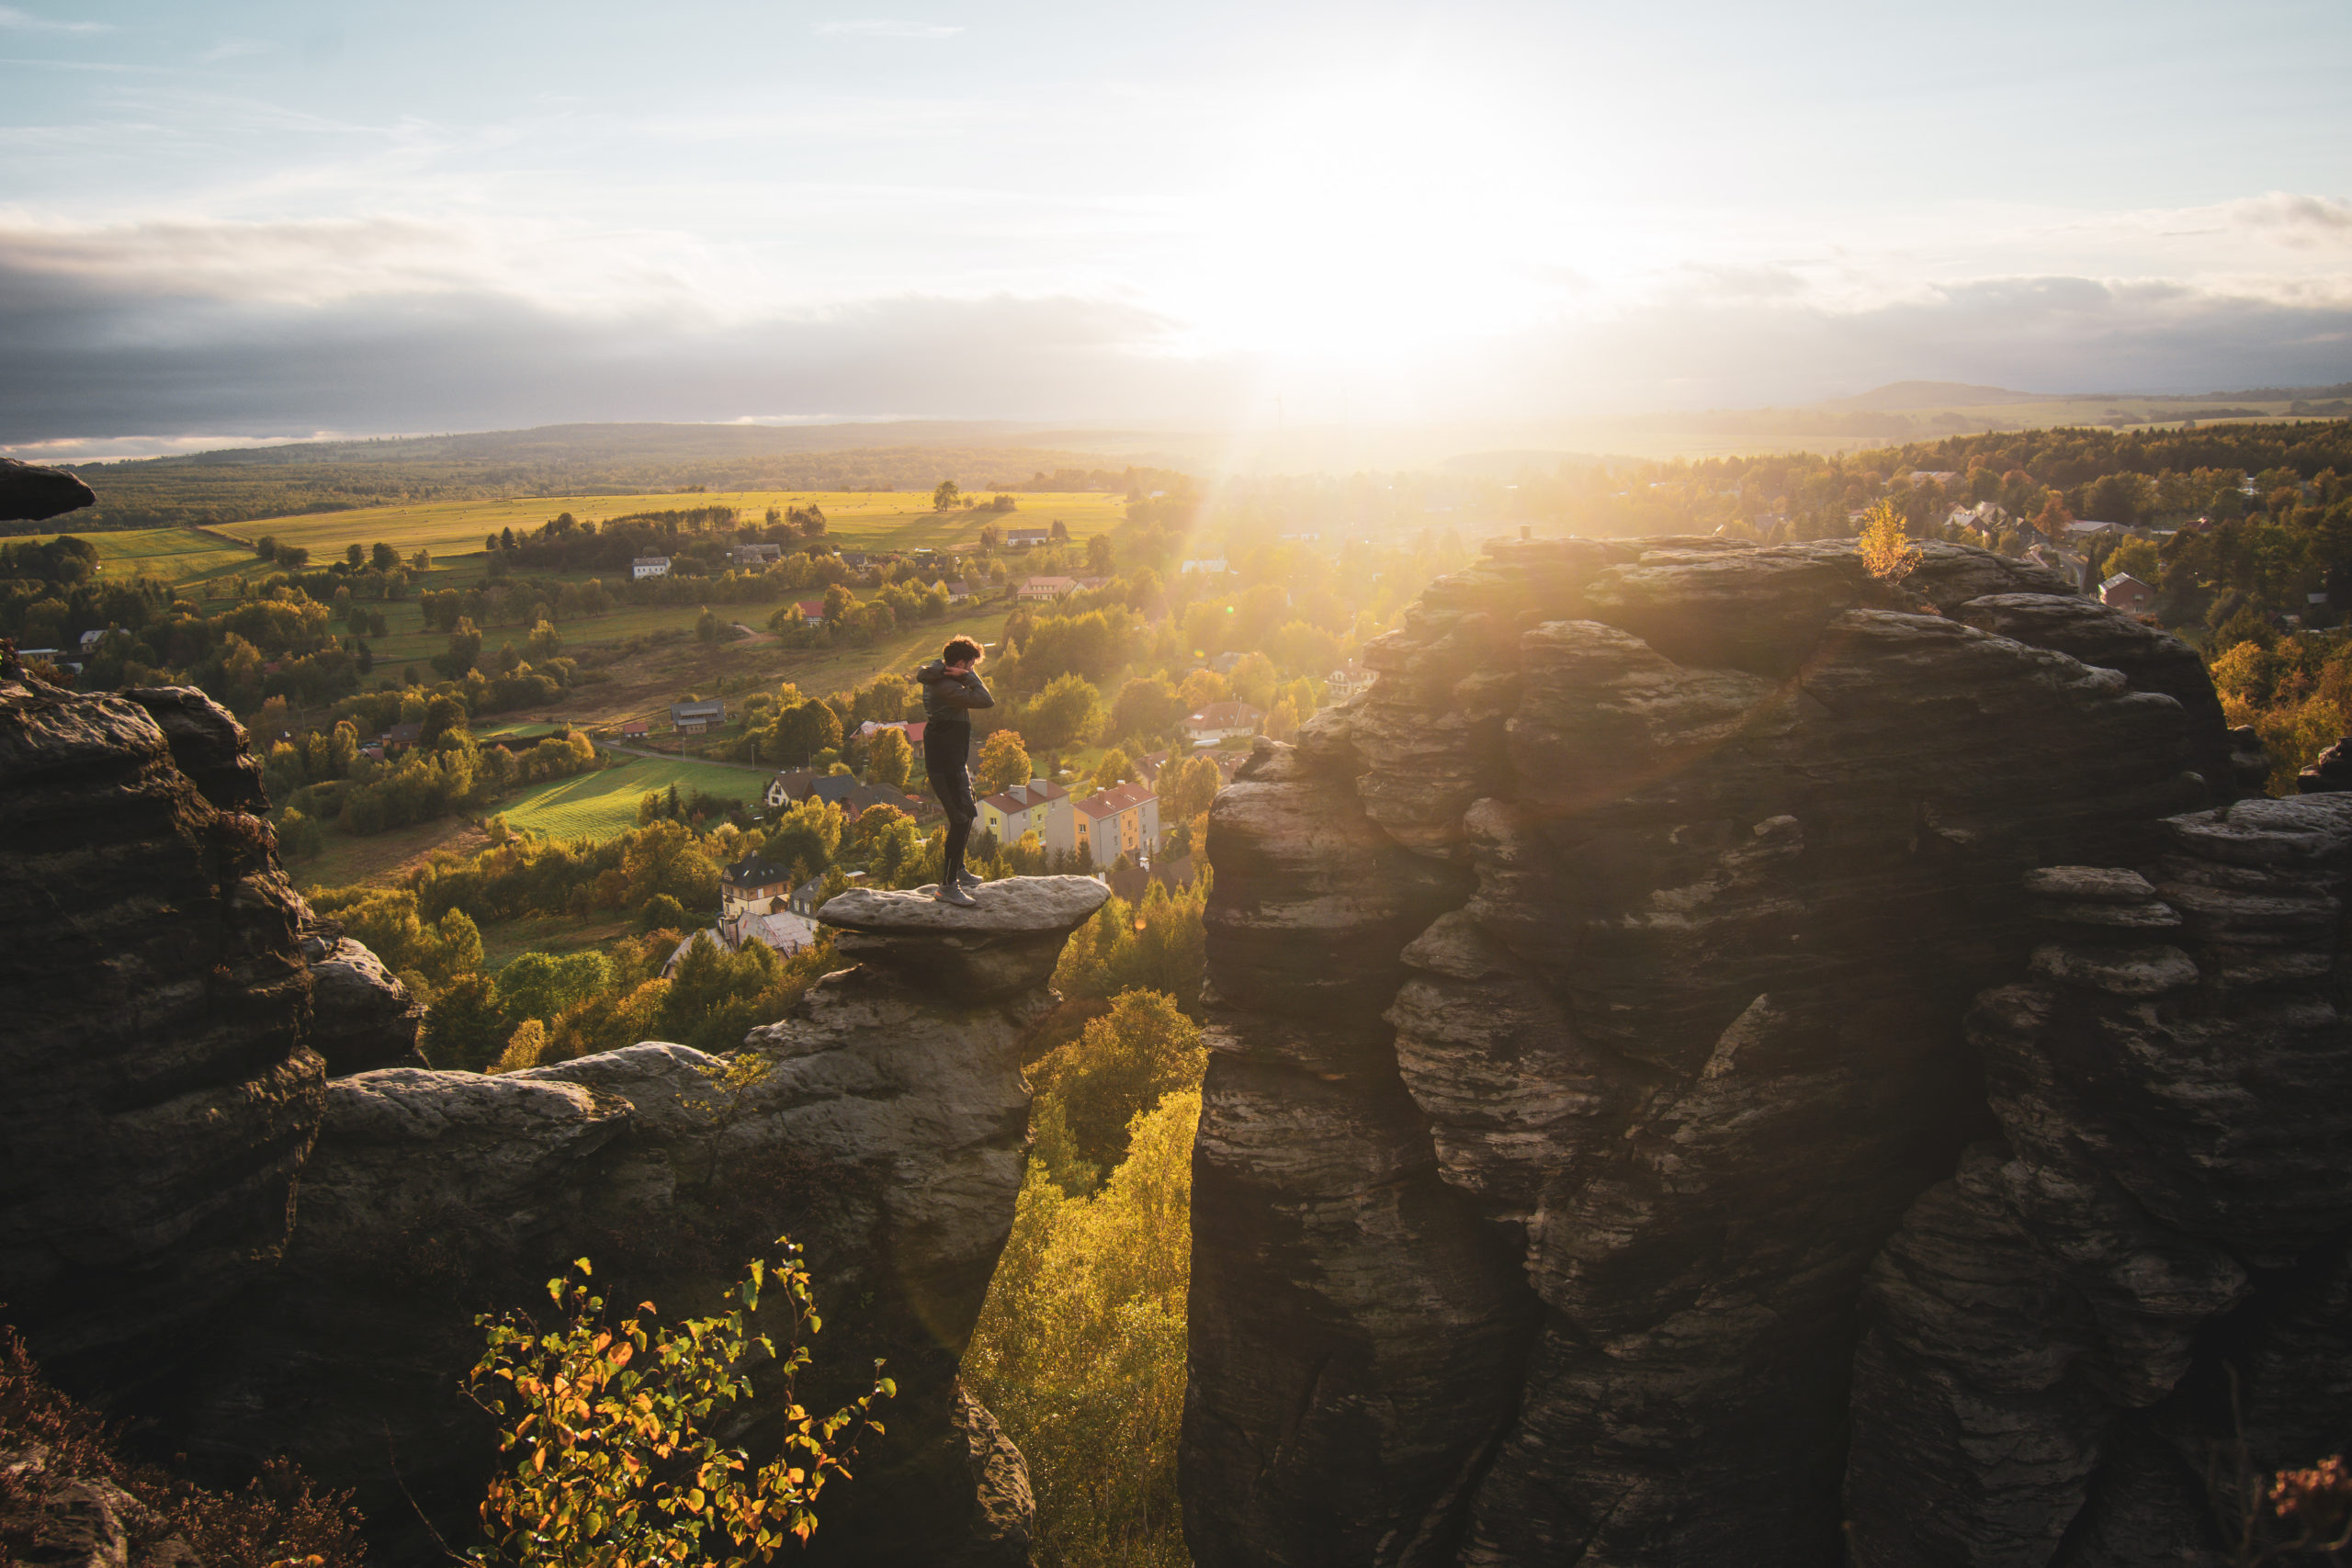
[
  {"x1": 956, "y1": 869, "x2": 983, "y2": 889},
  {"x1": 934, "y1": 884, "x2": 978, "y2": 908}
]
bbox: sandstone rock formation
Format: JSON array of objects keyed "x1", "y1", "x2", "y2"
[
  {"x1": 0, "y1": 673, "x2": 322, "y2": 1397},
  {"x1": 175, "y1": 877, "x2": 1104, "y2": 1567},
  {"x1": 0, "y1": 671, "x2": 1078, "y2": 1566},
  {"x1": 1182, "y1": 538, "x2": 2343, "y2": 1567}
]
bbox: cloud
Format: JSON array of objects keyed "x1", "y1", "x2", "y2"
[
  {"x1": 3, "y1": 216, "x2": 2348, "y2": 447},
  {"x1": 0, "y1": 5, "x2": 110, "y2": 32},
  {"x1": 2224, "y1": 192, "x2": 2352, "y2": 249},
  {"x1": 814, "y1": 19, "x2": 964, "y2": 39}
]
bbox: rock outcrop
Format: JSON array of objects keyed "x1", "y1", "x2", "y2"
[
  {"x1": 0, "y1": 674, "x2": 322, "y2": 1397},
  {"x1": 1849, "y1": 802, "x2": 2352, "y2": 1566},
  {"x1": 1182, "y1": 538, "x2": 2341, "y2": 1567},
  {"x1": 0, "y1": 672, "x2": 1086, "y2": 1566},
  {"x1": 173, "y1": 877, "x2": 1104, "y2": 1566},
  {"x1": 0, "y1": 457, "x2": 96, "y2": 523}
]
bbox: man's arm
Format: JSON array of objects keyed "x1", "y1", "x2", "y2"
[{"x1": 953, "y1": 671, "x2": 995, "y2": 710}]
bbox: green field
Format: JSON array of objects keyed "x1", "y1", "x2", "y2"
[
  {"x1": 62, "y1": 526, "x2": 257, "y2": 589},
  {"x1": 501, "y1": 754, "x2": 770, "y2": 841},
  {"x1": 198, "y1": 490, "x2": 1125, "y2": 561}
]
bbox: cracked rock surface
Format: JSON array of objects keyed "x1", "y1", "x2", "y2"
[{"x1": 1182, "y1": 538, "x2": 2346, "y2": 1568}]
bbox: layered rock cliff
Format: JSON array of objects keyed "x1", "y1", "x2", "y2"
[
  {"x1": 1, "y1": 666, "x2": 1096, "y2": 1567},
  {"x1": 0, "y1": 675, "x2": 322, "y2": 1398},
  {"x1": 167, "y1": 877, "x2": 1102, "y2": 1566},
  {"x1": 1185, "y1": 538, "x2": 2348, "y2": 1565}
]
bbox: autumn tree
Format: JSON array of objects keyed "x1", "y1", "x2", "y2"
[
  {"x1": 1858, "y1": 499, "x2": 1920, "y2": 585},
  {"x1": 978, "y1": 728, "x2": 1033, "y2": 794}
]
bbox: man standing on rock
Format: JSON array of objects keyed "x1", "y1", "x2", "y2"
[{"x1": 915, "y1": 635, "x2": 993, "y2": 907}]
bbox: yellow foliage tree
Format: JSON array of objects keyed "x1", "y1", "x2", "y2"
[
  {"x1": 467, "y1": 1242, "x2": 890, "y2": 1567},
  {"x1": 966, "y1": 1089, "x2": 1199, "y2": 1568},
  {"x1": 1857, "y1": 499, "x2": 1921, "y2": 584}
]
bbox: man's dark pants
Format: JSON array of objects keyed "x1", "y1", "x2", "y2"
[{"x1": 925, "y1": 720, "x2": 977, "y2": 886}]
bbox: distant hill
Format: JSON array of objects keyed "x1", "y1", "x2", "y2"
[
  {"x1": 48, "y1": 422, "x2": 1182, "y2": 532},
  {"x1": 1823, "y1": 381, "x2": 2053, "y2": 412}
]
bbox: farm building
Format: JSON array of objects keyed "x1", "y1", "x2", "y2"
[
  {"x1": 619, "y1": 718, "x2": 650, "y2": 739},
  {"x1": 730, "y1": 543, "x2": 782, "y2": 567},
  {"x1": 670, "y1": 699, "x2": 725, "y2": 735},
  {"x1": 1019, "y1": 576, "x2": 1077, "y2": 603},
  {"x1": 794, "y1": 600, "x2": 827, "y2": 627},
  {"x1": 633, "y1": 556, "x2": 671, "y2": 579},
  {"x1": 1004, "y1": 527, "x2": 1049, "y2": 547}
]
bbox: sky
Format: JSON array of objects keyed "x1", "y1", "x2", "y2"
[{"x1": 3, "y1": 0, "x2": 2349, "y2": 457}]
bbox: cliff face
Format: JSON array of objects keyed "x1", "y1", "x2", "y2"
[
  {"x1": 1184, "y1": 539, "x2": 2346, "y2": 1565},
  {"x1": 0, "y1": 670, "x2": 1093, "y2": 1568},
  {"x1": 171, "y1": 877, "x2": 1103, "y2": 1567},
  {"x1": 0, "y1": 676, "x2": 322, "y2": 1396}
]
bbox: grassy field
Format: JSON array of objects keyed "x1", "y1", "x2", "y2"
[
  {"x1": 196, "y1": 490, "x2": 1125, "y2": 561},
  {"x1": 63, "y1": 526, "x2": 258, "y2": 590},
  {"x1": 500, "y1": 754, "x2": 769, "y2": 841},
  {"x1": 291, "y1": 816, "x2": 492, "y2": 892}
]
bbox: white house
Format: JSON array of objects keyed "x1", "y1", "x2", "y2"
[
  {"x1": 633, "y1": 556, "x2": 671, "y2": 580},
  {"x1": 718, "y1": 852, "x2": 797, "y2": 918},
  {"x1": 1004, "y1": 527, "x2": 1049, "y2": 548},
  {"x1": 1180, "y1": 558, "x2": 1228, "y2": 575},
  {"x1": 730, "y1": 543, "x2": 782, "y2": 567},
  {"x1": 978, "y1": 779, "x2": 1073, "y2": 854},
  {"x1": 1183, "y1": 701, "x2": 1263, "y2": 746},
  {"x1": 1019, "y1": 575, "x2": 1078, "y2": 603},
  {"x1": 1325, "y1": 661, "x2": 1374, "y2": 703}
]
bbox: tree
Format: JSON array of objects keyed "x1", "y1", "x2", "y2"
[
  {"x1": 1086, "y1": 533, "x2": 1114, "y2": 575},
  {"x1": 277, "y1": 543, "x2": 310, "y2": 570},
  {"x1": 1179, "y1": 668, "x2": 1227, "y2": 710},
  {"x1": 868, "y1": 727, "x2": 912, "y2": 790},
  {"x1": 933, "y1": 479, "x2": 962, "y2": 512},
  {"x1": 767, "y1": 796, "x2": 844, "y2": 879},
  {"x1": 697, "y1": 606, "x2": 723, "y2": 645},
  {"x1": 1858, "y1": 499, "x2": 1921, "y2": 585},
  {"x1": 412, "y1": 547, "x2": 432, "y2": 571},
  {"x1": 467, "y1": 1242, "x2": 891, "y2": 1568},
  {"x1": 434, "y1": 616, "x2": 484, "y2": 680},
  {"x1": 423, "y1": 972, "x2": 509, "y2": 1070},
  {"x1": 371, "y1": 541, "x2": 399, "y2": 571},
  {"x1": 1109, "y1": 675, "x2": 1186, "y2": 746},
  {"x1": 1092, "y1": 749, "x2": 1131, "y2": 789},
  {"x1": 771, "y1": 701, "x2": 843, "y2": 765},
  {"x1": 1027, "y1": 673, "x2": 1104, "y2": 750},
  {"x1": 526, "y1": 618, "x2": 562, "y2": 661},
  {"x1": 1049, "y1": 519, "x2": 1069, "y2": 542},
  {"x1": 1163, "y1": 754, "x2": 1224, "y2": 824},
  {"x1": 978, "y1": 728, "x2": 1032, "y2": 794}
]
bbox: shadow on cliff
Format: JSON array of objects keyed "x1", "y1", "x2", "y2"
[{"x1": 1182, "y1": 537, "x2": 2348, "y2": 1568}]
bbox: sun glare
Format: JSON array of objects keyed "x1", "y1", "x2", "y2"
[{"x1": 1174, "y1": 77, "x2": 1577, "y2": 368}]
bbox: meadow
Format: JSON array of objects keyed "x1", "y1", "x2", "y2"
[
  {"x1": 497, "y1": 754, "x2": 769, "y2": 841},
  {"x1": 201, "y1": 490, "x2": 1126, "y2": 559}
]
